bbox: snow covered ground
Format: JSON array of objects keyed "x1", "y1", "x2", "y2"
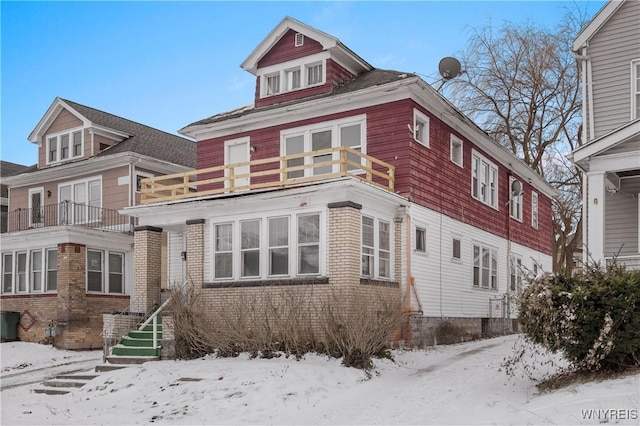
[{"x1": 1, "y1": 335, "x2": 638, "y2": 425}]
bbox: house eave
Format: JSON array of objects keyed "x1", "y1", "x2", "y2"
[
  {"x1": 2, "y1": 153, "x2": 193, "y2": 188},
  {"x1": 571, "y1": 119, "x2": 640, "y2": 168},
  {"x1": 572, "y1": 0, "x2": 625, "y2": 52},
  {"x1": 28, "y1": 97, "x2": 91, "y2": 144}
]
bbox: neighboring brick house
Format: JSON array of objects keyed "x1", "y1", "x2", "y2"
[
  {"x1": 571, "y1": 0, "x2": 640, "y2": 270},
  {"x1": 125, "y1": 17, "x2": 555, "y2": 345},
  {"x1": 0, "y1": 98, "x2": 195, "y2": 349},
  {"x1": 1, "y1": 161, "x2": 32, "y2": 233}
]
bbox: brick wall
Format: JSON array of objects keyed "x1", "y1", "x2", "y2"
[
  {"x1": 327, "y1": 202, "x2": 361, "y2": 288},
  {"x1": 131, "y1": 226, "x2": 163, "y2": 313},
  {"x1": 186, "y1": 220, "x2": 204, "y2": 289}
]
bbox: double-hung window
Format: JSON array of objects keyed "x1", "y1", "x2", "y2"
[
  {"x1": 87, "y1": 249, "x2": 125, "y2": 294},
  {"x1": 214, "y1": 223, "x2": 233, "y2": 279},
  {"x1": 268, "y1": 217, "x2": 289, "y2": 276},
  {"x1": 361, "y1": 216, "x2": 392, "y2": 279},
  {"x1": 16, "y1": 252, "x2": 27, "y2": 292},
  {"x1": 31, "y1": 251, "x2": 43, "y2": 292},
  {"x1": 259, "y1": 56, "x2": 325, "y2": 98},
  {"x1": 2, "y1": 253, "x2": 13, "y2": 293},
  {"x1": 413, "y1": 109, "x2": 430, "y2": 148},
  {"x1": 241, "y1": 220, "x2": 260, "y2": 278},
  {"x1": 286, "y1": 68, "x2": 301, "y2": 90},
  {"x1": 307, "y1": 63, "x2": 323, "y2": 85},
  {"x1": 46, "y1": 248, "x2": 57, "y2": 291},
  {"x1": 473, "y1": 244, "x2": 497, "y2": 290},
  {"x1": 472, "y1": 151, "x2": 498, "y2": 209},
  {"x1": 298, "y1": 214, "x2": 320, "y2": 274},
  {"x1": 510, "y1": 254, "x2": 523, "y2": 293},
  {"x1": 415, "y1": 227, "x2": 426, "y2": 253},
  {"x1": 47, "y1": 129, "x2": 83, "y2": 164},
  {"x1": 531, "y1": 191, "x2": 539, "y2": 229},
  {"x1": 510, "y1": 177, "x2": 523, "y2": 221},
  {"x1": 266, "y1": 74, "x2": 280, "y2": 95},
  {"x1": 450, "y1": 134, "x2": 463, "y2": 167},
  {"x1": 633, "y1": 60, "x2": 640, "y2": 120}
]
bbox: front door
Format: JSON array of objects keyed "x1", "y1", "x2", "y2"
[{"x1": 28, "y1": 188, "x2": 44, "y2": 228}]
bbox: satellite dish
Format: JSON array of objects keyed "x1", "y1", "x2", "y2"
[
  {"x1": 511, "y1": 179, "x2": 522, "y2": 196},
  {"x1": 438, "y1": 57, "x2": 462, "y2": 80}
]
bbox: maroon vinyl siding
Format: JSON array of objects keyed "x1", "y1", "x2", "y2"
[
  {"x1": 196, "y1": 99, "x2": 552, "y2": 255},
  {"x1": 255, "y1": 59, "x2": 355, "y2": 108},
  {"x1": 258, "y1": 29, "x2": 323, "y2": 68}
]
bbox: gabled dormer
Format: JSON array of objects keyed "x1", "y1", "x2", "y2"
[
  {"x1": 241, "y1": 16, "x2": 372, "y2": 108},
  {"x1": 28, "y1": 97, "x2": 131, "y2": 169}
]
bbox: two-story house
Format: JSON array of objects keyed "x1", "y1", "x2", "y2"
[
  {"x1": 571, "y1": 0, "x2": 640, "y2": 270},
  {"x1": 125, "y1": 17, "x2": 555, "y2": 345},
  {"x1": 0, "y1": 98, "x2": 195, "y2": 349}
]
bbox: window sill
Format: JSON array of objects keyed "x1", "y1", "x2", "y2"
[
  {"x1": 204, "y1": 277, "x2": 329, "y2": 288},
  {"x1": 359, "y1": 278, "x2": 400, "y2": 288}
]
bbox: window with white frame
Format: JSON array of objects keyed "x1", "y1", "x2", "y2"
[
  {"x1": 307, "y1": 63, "x2": 323, "y2": 85},
  {"x1": 361, "y1": 216, "x2": 393, "y2": 279},
  {"x1": 266, "y1": 74, "x2": 280, "y2": 95},
  {"x1": 210, "y1": 213, "x2": 322, "y2": 281},
  {"x1": 295, "y1": 33, "x2": 304, "y2": 47},
  {"x1": 2, "y1": 253, "x2": 13, "y2": 293},
  {"x1": 361, "y1": 216, "x2": 375, "y2": 277},
  {"x1": 415, "y1": 226, "x2": 426, "y2": 253},
  {"x1": 413, "y1": 109, "x2": 430, "y2": 148},
  {"x1": 241, "y1": 219, "x2": 260, "y2": 278},
  {"x1": 452, "y1": 236, "x2": 462, "y2": 260},
  {"x1": 259, "y1": 56, "x2": 326, "y2": 98},
  {"x1": 633, "y1": 60, "x2": 640, "y2": 120},
  {"x1": 59, "y1": 177, "x2": 101, "y2": 224},
  {"x1": 47, "y1": 129, "x2": 83, "y2": 164},
  {"x1": 298, "y1": 214, "x2": 320, "y2": 274},
  {"x1": 472, "y1": 244, "x2": 497, "y2": 290},
  {"x1": 510, "y1": 254, "x2": 523, "y2": 293},
  {"x1": 282, "y1": 116, "x2": 366, "y2": 178},
  {"x1": 450, "y1": 134, "x2": 463, "y2": 167},
  {"x1": 1, "y1": 249, "x2": 58, "y2": 294},
  {"x1": 531, "y1": 191, "x2": 539, "y2": 229},
  {"x1": 87, "y1": 249, "x2": 125, "y2": 294},
  {"x1": 509, "y1": 177, "x2": 523, "y2": 221},
  {"x1": 214, "y1": 223, "x2": 233, "y2": 279},
  {"x1": 472, "y1": 151, "x2": 498, "y2": 209}
]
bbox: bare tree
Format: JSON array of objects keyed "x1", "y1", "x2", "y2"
[{"x1": 443, "y1": 9, "x2": 591, "y2": 274}]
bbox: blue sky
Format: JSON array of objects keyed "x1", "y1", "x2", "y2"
[{"x1": 1, "y1": 0, "x2": 606, "y2": 166}]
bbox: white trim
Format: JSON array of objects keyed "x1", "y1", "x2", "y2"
[
  {"x1": 450, "y1": 134, "x2": 463, "y2": 167},
  {"x1": 258, "y1": 54, "x2": 328, "y2": 99},
  {"x1": 471, "y1": 149, "x2": 499, "y2": 210},
  {"x1": 224, "y1": 136, "x2": 251, "y2": 188},
  {"x1": 632, "y1": 59, "x2": 640, "y2": 121},
  {"x1": 413, "y1": 109, "x2": 430, "y2": 148},
  {"x1": 86, "y1": 248, "x2": 126, "y2": 295},
  {"x1": 509, "y1": 176, "x2": 523, "y2": 222},
  {"x1": 572, "y1": 0, "x2": 625, "y2": 52},
  {"x1": 572, "y1": 119, "x2": 640, "y2": 164}
]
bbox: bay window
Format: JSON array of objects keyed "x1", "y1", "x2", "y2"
[
  {"x1": 361, "y1": 216, "x2": 392, "y2": 280},
  {"x1": 214, "y1": 223, "x2": 233, "y2": 279},
  {"x1": 2, "y1": 253, "x2": 13, "y2": 293},
  {"x1": 298, "y1": 214, "x2": 320, "y2": 274},
  {"x1": 241, "y1": 220, "x2": 260, "y2": 278}
]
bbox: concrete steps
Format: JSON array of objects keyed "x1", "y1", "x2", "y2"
[{"x1": 34, "y1": 364, "x2": 126, "y2": 395}]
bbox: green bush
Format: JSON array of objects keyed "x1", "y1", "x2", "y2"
[{"x1": 519, "y1": 264, "x2": 640, "y2": 371}]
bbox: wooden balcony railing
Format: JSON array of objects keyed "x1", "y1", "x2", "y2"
[{"x1": 140, "y1": 146, "x2": 395, "y2": 204}]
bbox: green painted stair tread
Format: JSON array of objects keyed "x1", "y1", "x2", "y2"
[
  {"x1": 111, "y1": 345, "x2": 160, "y2": 357},
  {"x1": 121, "y1": 337, "x2": 155, "y2": 347},
  {"x1": 129, "y1": 330, "x2": 163, "y2": 340},
  {"x1": 138, "y1": 324, "x2": 163, "y2": 332}
]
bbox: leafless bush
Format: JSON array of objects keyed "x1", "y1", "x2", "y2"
[{"x1": 170, "y1": 283, "x2": 402, "y2": 369}]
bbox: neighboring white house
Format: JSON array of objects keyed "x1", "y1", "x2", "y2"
[{"x1": 571, "y1": 0, "x2": 640, "y2": 269}]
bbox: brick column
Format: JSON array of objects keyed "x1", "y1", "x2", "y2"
[
  {"x1": 186, "y1": 219, "x2": 205, "y2": 289},
  {"x1": 327, "y1": 201, "x2": 362, "y2": 288},
  {"x1": 131, "y1": 226, "x2": 163, "y2": 314},
  {"x1": 57, "y1": 243, "x2": 87, "y2": 324}
]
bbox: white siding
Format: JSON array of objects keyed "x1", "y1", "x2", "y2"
[
  {"x1": 605, "y1": 176, "x2": 640, "y2": 256},
  {"x1": 409, "y1": 203, "x2": 552, "y2": 319},
  {"x1": 588, "y1": 0, "x2": 640, "y2": 139}
]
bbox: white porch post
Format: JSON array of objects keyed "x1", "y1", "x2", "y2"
[{"x1": 586, "y1": 171, "x2": 606, "y2": 265}]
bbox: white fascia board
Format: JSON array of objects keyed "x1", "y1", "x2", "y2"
[
  {"x1": 589, "y1": 151, "x2": 640, "y2": 173},
  {"x1": 90, "y1": 124, "x2": 131, "y2": 141},
  {"x1": 241, "y1": 17, "x2": 338, "y2": 75},
  {"x1": 183, "y1": 76, "x2": 419, "y2": 140},
  {"x1": 409, "y1": 80, "x2": 557, "y2": 199},
  {"x1": 2, "y1": 153, "x2": 193, "y2": 188},
  {"x1": 572, "y1": 119, "x2": 640, "y2": 164},
  {"x1": 0, "y1": 226, "x2": 133, "y2": 252},
  {"x1": 28, "y1": 98, "x2": 92, "y2": 144},
  {"x1": 572, "y1": 0, "x2": 625, "y2": 52},
  {"x1": 123, "y1": 177, "x2": 408, "y2": 227}
]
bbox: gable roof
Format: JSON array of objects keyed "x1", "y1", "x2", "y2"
[
  {"x1": 241, "y1": 16, "x2": 372, "y2": 75},
  {"x1": 1, "y1": 161, "x2": 33, "y2": 178},
  {"x1": 30, "y1": 98, "x2": 196, "y2": 168},
  {"x1": 571, "y1": 118, "x2": 640, "y2": 166},
  {"x1": 573, "y1": 0, "x2": 625, "y2": 51}
]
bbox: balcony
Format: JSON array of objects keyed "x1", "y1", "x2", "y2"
[
  {"x1": 3, "y1": 201, "x2": 137, "y2": 234},
  {"x1": 140, "y1": 146, "x2": 395, "y2": 204}
]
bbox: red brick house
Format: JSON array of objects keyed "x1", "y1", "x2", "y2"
[
  {"x1": 0, "y1": 98, "x2": 195, "y2": 349},
  {"x1": 126, "y1": 17, "x2": 554, "y2": 345}
]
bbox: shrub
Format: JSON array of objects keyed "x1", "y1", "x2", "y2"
[{"x1": 518, "y1": 264, "x2": 640, "y2": 371}]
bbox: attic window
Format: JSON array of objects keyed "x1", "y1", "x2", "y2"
[
  {"x1": 295, "y1": 33, "x2": 304, "y2": 47},
  {"x1": 99, "y1": 143, "x2": 110, "y2": 151}
]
